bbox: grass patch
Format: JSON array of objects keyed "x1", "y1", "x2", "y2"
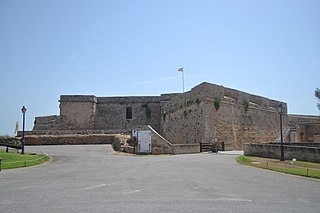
[
  {"x1": 294, "y1": 161, "x2": 320, "y2": 169},
  {"x1": 236, "y1": 156, "x2": 320, "y2": 179},
  {"x1": 0, "y1": 149, "x2": 49, "y2": 170},
  {"x1": 236, "y1": 155, "x2": 253, "y2": 164}
]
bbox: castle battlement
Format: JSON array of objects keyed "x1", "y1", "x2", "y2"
[{"x1": 33, "y1": 82, "x2": 295, "y2": 150}]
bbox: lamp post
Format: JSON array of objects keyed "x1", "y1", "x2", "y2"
[
  {"x1": 21, "y1": 106, "x2": 27, "y2": 155},
  {"x1": 277, "y1": 103, "x2": 284, "y2": 161}
]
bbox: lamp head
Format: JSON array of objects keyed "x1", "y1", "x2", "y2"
[
  {"x1": 277, "y1": 103, "x2": 283, "y2": 113},
  {"x1": 21, "y1": 106, "x2": 27, "y2": 114}
]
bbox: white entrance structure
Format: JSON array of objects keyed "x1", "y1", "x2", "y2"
[{"x1": 137, "y1": 130, "x2": 151, "y2": 154}]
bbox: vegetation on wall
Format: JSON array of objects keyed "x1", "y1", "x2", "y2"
[
  {"x1": 161, "y1": 110, "x2": 167, "y2": 121},
  {"x1": 214, "y1": 98, "x2": 221, "y2": 111},
  {"x1": 243, "y1": 100, "x2": 249, "y2": 113}
]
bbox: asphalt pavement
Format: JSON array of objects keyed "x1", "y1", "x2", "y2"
[{"x1": 0, "y1": 145, "x2": 319, "y2": 213}]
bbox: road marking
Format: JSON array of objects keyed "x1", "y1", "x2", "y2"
[
  {"x1": 123, "y1": 189, "x2": 141, "y2": 195},
  {"x1": 79, "y1": 183, "x2": 106, "y2": 191},
  {"x1": 215, "y1": 197, "x2": 252, "y2": 202}
]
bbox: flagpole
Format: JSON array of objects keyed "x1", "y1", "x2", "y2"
[
  {"x1": 178, "y1": 67, "x2": 184, "y2": 93},
  {"x1": 182, "y1": 70, "x2": 184, "y2": 93}
]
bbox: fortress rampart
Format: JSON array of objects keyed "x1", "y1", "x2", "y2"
[
  {"x1": 160, "y1": 82, "x2": 287, "y2": 150},
  {"x1": 58, "y1": 95, "x2": 166, "y2": 132},
  {"x1": 32, "y1": 82, "x2": 308, "y2": 150}
]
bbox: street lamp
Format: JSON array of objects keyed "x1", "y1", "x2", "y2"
[
  {"x1": 21, "y1": 106, "x2": 27, "y2": 155},
  {"x1": 277, "y1": 103, "x2": 284, "y2": 161}
]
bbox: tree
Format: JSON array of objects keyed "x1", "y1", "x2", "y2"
[{"x1": 315, "y1": 88, "x2": 320, "y2": 110}]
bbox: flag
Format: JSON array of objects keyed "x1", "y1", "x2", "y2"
[
  {"x1": 178, "y1": 67, "x2": 184, "y2": 72},
  {"x1": 15, "y1": 121, "x2": 19, "y2": 136}
]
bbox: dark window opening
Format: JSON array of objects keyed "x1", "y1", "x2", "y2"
[{"x1": 126, "y1": 107, "x2": 132, "y2": 119}]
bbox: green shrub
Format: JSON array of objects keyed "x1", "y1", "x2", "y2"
[{"x1": 214, "y1": 98, "x2": 221, "y2": 111}]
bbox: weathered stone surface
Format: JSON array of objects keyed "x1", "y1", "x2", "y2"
[
  {"x1": 24, "y1": 134, "x2": 129, "y2": 146},
  {"x1": 244, "y1": 143, "x2": 320, "y2": 163},
  {"x1": 160, "y1": 82, "x2": 287, "y2": 150},
  {"x1": 60, "y1": 96, "x2": 97, "y2": 130},
  {"x1": 32, "y1": 82, "x2": 293, "y2": 151},
  {"x1": 288, "y1": 115, "x2": 320, "y2": 142},
  {"x1": 33, "y1": 115, "x2": 60, "y2": 131}
]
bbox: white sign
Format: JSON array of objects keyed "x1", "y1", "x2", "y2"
[{"x1": 132, "y1": 129, "x2": 138, "y2": 138}]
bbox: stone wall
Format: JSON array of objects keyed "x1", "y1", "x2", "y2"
[
  {"x1": 32, "y1": 82, "x2": 290, "y2": 152},
  {"x1": 161, "y1": 82, "x2": 287, "y2": 150},
  {"x1": 56, "y1": 95, "x2": 165, "y2": 132},
  {"x1": 160, "y1": 90, "x2": 205, "y2": 145},
  {"x1": 305, "y1": 124, "x2": 320, "y2": 142},
  {"x1": 94, "y1": 96, "x2": 161, "y2": 132},
  {"x1": 25, "y1": 134, "x2": 129, "y2": 146},
  {"x1": 244, "y1": 143, "x2": 320, "y2": 163},
  {"x1": 0, "y1": 136, "x2": 22, "y2": 149},
  {"x1": 24, "y1": 129, "x2": 128, "y2": 136},
  {"x1": 172, "y1": 144, "x2": 200, "y2": 154},
  {"x1": 288, "y1": 114, "x2": 320, "y2": 125},
  {"x1": 148, "y1": 126, "x2": 174, "y2": 154},
  {"x1": 288, "y1": 115, "x2": 320, "y2": 142},
  {"x1": 270, "y1": 142, "x2": 320, "y2": 147},
  {"x1": 33, "y1": 115, "x2": 60, "y2": 131},
  {"x1": 203, "y1": 83, "x2": 287, "y2": 150},
  {"x1": 59, "y1": 95, "x2": 97, "y2": 130},
  {"x1": 121, "y1": 126, "x2": 200, "y2": 154}
]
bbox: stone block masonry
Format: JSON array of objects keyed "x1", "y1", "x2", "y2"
[
  {"x1": 32, "y1": 82, "x2": 295, "y2": 152},
  {"x1": 58, "y1": 95, "x2": 164, "y2": 132},
  {"x1": 160, "y1": 82, "x2": 287, "y2": 150},
  {"x1": 59, "y1": 95, "x2": 97, "y2": 130},
  {"x1": 287, "y1": 114, "x2": 320, "y2": 142},
  {"x1": 25, "y1": 134, "x2": 130, "y2": 146},
  {"x1": 33, "y1": 115, "x2": 60, "y2": 131},
  {"x1": 244, "y1": 143, "x2": 320, "y2": 163}
]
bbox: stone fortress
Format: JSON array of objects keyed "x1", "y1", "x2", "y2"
[{"x1": 32, "y1": 82, "x2": 320, "y2": 153}]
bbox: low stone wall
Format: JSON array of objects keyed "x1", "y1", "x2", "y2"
[
  {"x1": 20, "y1": 129, "x2": 129, "y2": 136},
  {"x1": 172, "y1": 144, "x2": 200, "y2": 154},
  {"x1": 25, "y1": 134, "x2": 129, "y2": 146},
  {"x1": 148, "y1": 125, "x2": 174, "y2": 154},
  {"x1": 244, "y1": 143, "x2": 320, "y2": 163},
  {"x1": 0, "y1": 136, "x2": 22, "y2": 149},
  {"x1": 148, "y1": 125, "x2": 199, "y2": 154},
  {"x1": 270, "y1": 142, "x2": 320, "y2": 147}
]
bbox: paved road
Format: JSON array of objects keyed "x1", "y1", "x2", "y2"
[{"x1": 0, "y1": 145, "x2": 319, "y2": 213}]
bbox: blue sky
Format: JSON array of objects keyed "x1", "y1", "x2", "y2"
[{"x1": 0, "y1": 0, "x2": 319, "y2": 135}]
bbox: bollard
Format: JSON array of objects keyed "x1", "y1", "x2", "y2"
[{"x1": 0, "y1": 158, "x2": 2, "y2": 172}]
